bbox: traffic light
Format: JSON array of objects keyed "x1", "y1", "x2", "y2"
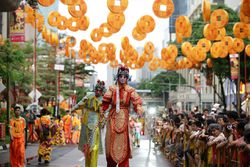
[{"x1": 0, "y1": 0, "x2": 21, "y2": 12}]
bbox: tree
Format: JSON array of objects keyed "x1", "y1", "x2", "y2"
[
  {"x1": 60, "y1": 58, "x2": 94, "y2": 103},
  {"x1": 0, "y1": 40, "x2": 32, "y2": 124},
  {"x1": 36, "y1": 44, "x2": 57, "y2": 105},
  {"x1": 137, "y1": 71, "x2": 186, "y2": 97},
  {"x1": 186, "y1": 4, "x2": 250, "y2": 109}
]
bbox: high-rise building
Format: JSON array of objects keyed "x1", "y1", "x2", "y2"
[
  {"x1": 135, "y1": 47, "x2": 162, "y2": 83},
  {"x1": 169, "y1": 0, "x2": 188, "y2": 41}
]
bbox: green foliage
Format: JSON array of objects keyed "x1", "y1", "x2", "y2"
[
  {"x1": 60, "y1": 58, "x2": 94, "y2": 99},
  {"x1": 0, "y1": 40, "x2": 32, "y2": 100},
  {"x1": 189, "y1": 4, "x2": 250, "y2": 81},
  {"x1": 138, "y1": 71, "x2": 186, "y2": 97}
]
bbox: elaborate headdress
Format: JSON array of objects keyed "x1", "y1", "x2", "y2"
[
  {"x1": 114, "y1": 65, "x2": 131, "y2": 81},
  {"x1": 94, "y1": 80, "x2": 106, "y2": 93}
]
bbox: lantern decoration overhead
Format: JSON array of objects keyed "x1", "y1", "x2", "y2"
[
  {"x1": 38, "y1": 0, "x2": 55, "y2": 7},
  {"x1": 68, "y1": 0, "x2": 87, "y2": 18},
  {"x1": 132, "y1": 15, "x2": 155, "y2": 41},
  {"x1": 210, "y1": 9, "x2": 229, "y2": 28},
  {"x1": 107, "y1": 0, "x2": 128, "y2": 14},
  {"x1": 233, "y1": 38, "x2": 245, "y2": 53},
  {"x1": 215, "y1": 28, "x2": 226, "y2": 41},
  {"x1": 203, "y1": 24, "x2": 218, "y2": 40},
  {"x1": 48, "y1": 11, "x2": 60, "y2": 27},
  {"x1": 197, "y1": 38, "x2": 211, "y2": 53},
  {"x1": 175, "y1": 16, "x2": 192, "y2": 43},
  {"x1": 206, "y1": 58, "x2": 213, "y2": 68},
  {"x1": 241, "y1": 0, "x2": 250, "y2": 17},
  {"x1": 60, "y1": 0, "x2": 76, "y2": 5},
  {"x1": 152, "y1": 0, "x2": 174, "y2": 18},
  {"x1": 233, "y1": 22, "x2": 249, "y2": 39},
  {"x1": 181, "y1": 42, "x2": 193, "y2": 56},
  {"x1": 202, "y1": 0, "x2": 211, "y2": 22},
  {"x1": 21, "y1": 0, "x2": 250, "y2": 72},
  {"x1": 239, "y1": 8, "x2": 250, "y2": 24},
  {"x1": 245, "y1": 44, "x2": 250, "y2": 57}
]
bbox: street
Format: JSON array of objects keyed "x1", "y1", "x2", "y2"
[{"x1": 0, "y1": 137, "x2": 172, "y2": 167}]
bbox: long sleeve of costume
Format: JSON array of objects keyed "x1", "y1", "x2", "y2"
[
  {"x1": 102, "y1": 86, "x2": 113, "y2": 112},
  {"x1": 131, "y1": 90, "x2": 143, "y2": 116}
]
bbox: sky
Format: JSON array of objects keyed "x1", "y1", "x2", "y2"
[{"x1": 58, "y1": 0, "x2": 170, "y2": 81}]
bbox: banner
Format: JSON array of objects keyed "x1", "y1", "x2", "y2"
[
  {"x1": 194, "y1": 73, "x2": 201, "y2": 92},
  {"x1": 246, "y1": 82, "x2": 250, "y2": 94},
  {"x1": 9, "y1": 7, "x2": 25, "y2": 42},
  {"x1": 206, "y1": 67, "x2": 213, "y2": 86},
  {"x1": 229, "y1": 54, "x2": 239, "y2": 80}
]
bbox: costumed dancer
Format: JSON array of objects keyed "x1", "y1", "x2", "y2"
[
  {"x1": 71, "y1": 110, "x2": 81, "y2": 144},
  {"x1": 9, "y1": 106, "x2": 26, "y2": 167},
  {"x1": 101, "y1": 65, "x2": 143, "y2": 167},
  {"x1": 62, "y1": 110, "x2": 72, "y2": 144},
  {"x1": 52, "y1": 115, "x2": 65, "y2": 145},
  {"x1": 35, "y1": 108, "x2": 53, "y2": 164},
  {"x1": 76, "y1": 80, "x2": 106, "y2": 167}
]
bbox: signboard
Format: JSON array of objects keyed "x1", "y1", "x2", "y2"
[
  {"x1": 58, "y1": 95, "x2": 64, "y2": 103},
  {"x1": 29, "y1": 89, "x2": 42, "y2": 101},
  {"x1": 9, "y1": 7, "x2": 25, "y2": 42},
  {"x1": 54, "y1": 64, "x2": 65, "y2": 71},
  {"x1": 0, "y1": 83, "x2": 6, "y2": 93}
]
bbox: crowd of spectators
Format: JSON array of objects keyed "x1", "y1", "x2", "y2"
[{"x1": 150, "y1": 106, "x2": 250, "y2": 167}]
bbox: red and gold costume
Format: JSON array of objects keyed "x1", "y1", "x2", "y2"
[
  {"x1": 10, "y1": 116, "x2": 26, "y2": 167},
  {"x1": 101, "y1": 66, "x2": 143, "y2": 167}
]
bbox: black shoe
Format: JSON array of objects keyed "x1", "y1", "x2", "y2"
[
  {"x1": 137, "y1": 145, "x2": 140, "y2": 147},
  {"x1": 45, "y1": 160, "x2": 49, "y2": 164},
  {"x1": 38, "y1": 156, "x2": 41, "y2": 163}
]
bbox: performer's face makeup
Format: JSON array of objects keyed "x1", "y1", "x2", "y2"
[
  {"x1": 95, "y1": 89, "x2": 102, "y2": 97},
  {"x1": 118, "y1": 75, "x2": 127, "y2": 84}
]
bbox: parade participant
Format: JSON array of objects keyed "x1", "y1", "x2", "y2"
[
  {"x1": 26, "y1": 108, "x2": 38, "y2": 143},
  {"x1": 52, "y1": 115, "x2": 65, "y2": 146},
  {"x1": 36, "y1": 108, "x2": 53, "y2": 164},
  {"x1": 129, "y1": 117, "x2": 135, "y2": 147},
  {"x1": 62, "y1": 110, "x2": 72, "y2": 144},
  {"x1": 101, "y1": 65, "x2": 143, "y2": 167},
  {"x1": 134, "y1": 118, "x2": 142, "y2": 147},
  {"x1": 9, "y1": 106, "x2": 26, "y2": 167},
  {"x1": 71, "y1": 110, "x2": 81, "y2": 144},
  {"x1": 77, "y1": 80, "x2": 106, "y2": 167}
]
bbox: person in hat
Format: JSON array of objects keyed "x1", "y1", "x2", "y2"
[
  {"x1": 9, "y1": 106, "x2": 26, "y2": 167},
  {"x1": 77, "y1": 80, "x2": 106, "y2": 167},
  {"x1": 101, "y1": 65, "x2": 143, "y2": 167}
]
